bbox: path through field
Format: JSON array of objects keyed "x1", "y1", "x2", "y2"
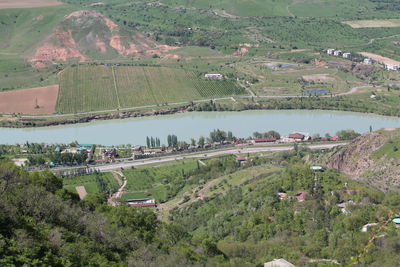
[{"x1": 108, "y1": 171, "x2": 127, "y2": 206}]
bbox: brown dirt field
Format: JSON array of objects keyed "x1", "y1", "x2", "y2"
[
  {"x1": 0, "y1": 85, "x2": 59, "y2": 115},
  {"x1": 360, "y1": 52, "x2": 400, "y2": 65},
  {"x1": 302, "y1": 74, "x2": 335, "y2": 83},
  {"x1": 75, "y1": 186, "x2": 87, "y2": 200},
  {"x1": 0, "y1": 0, "x2": 62, "y2": 9},
  {"x1": 344, "y1": 20, "x2": 400, "y2": 28}
]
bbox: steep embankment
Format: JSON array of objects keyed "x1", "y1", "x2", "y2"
[
  {"x1": 30, "y1": 10, "x2": 178, "y2": 66},
  {"x1": 327, "y1": 129, "x2": 400, "y2": 191}
]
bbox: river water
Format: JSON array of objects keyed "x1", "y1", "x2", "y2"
[{"x1": 0, "y1": 110, "x2": 399, "y2": 145}]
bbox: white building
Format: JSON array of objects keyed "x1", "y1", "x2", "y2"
[
  {"x1": 364, "y1": 58, "x2": 372, "y2": 65},
  {"x1": 205, "y1": 73, "x2": 223, "y2": 80},
  {"x1": 327, "y1": 48, "x2": 335, "y2": 55},
  {"x1": 342, "y1": 52, "x2": 351, "y2": 59},
  {"x1": 264, "y1": 259, "x2": 295, "y2": 267},
  {"x1": 385, "y1": 64, "x2": 399, "y2": 71},
  {"x1": 333, "y1": 50, "x2": 342, "y2": 56}
]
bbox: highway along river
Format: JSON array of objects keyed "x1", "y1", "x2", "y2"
[{"x1": 0, "y1": 110, "x2": 399, "y2": 145}]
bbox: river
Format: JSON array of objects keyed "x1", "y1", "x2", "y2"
[{"x1": 0, "y1": 110, "x2": 399, "y2": 145}]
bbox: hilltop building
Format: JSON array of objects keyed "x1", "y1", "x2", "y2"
[
  {"x1": 385, "y1": 64, "x2": 399, "y2": 71},
  {"x1": 127, "y1": 199, "x2": 157, "y2": 208},
  {"x1": 342, "y1": 52, "x2": 351, "y2": 59},
  {"x1": 205, "y1": 73, "x2": 223, "y2": 80},
  {"x1": 327, "y1": 48, "x2": 335, "y2": 55},
  {"x1": 333, "y1": 50, "x2": 342, "y2": 56},
  {"x1": 364, "y1": 58, "x2": 373, "y2": 65}
]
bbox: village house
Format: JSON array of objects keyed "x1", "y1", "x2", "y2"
[
  {"x1": 277, "y1": 192, "x2": 288, "y2": 200},
  {"x1": 326, "y1": 48, "x2": 335, "y2": 55},
  {"x1": 204, "y1": 73, "x2": 223, "y2": 80},
  {"x1": 236, "y1": 156, "x2": 247, "y2": 162},
  {"x1": 126, "y1": 198, "x2": 157, "y2": 208},
  {"x1": 333, "y1": 50, "x2": 342, "y2": 56},
  {"x1": 295, "y1": 191, "x2": 309, "y2": 202},
  {"x1": 384, "y1": 64, "x2": 400, "y2": 71},
  {"x1": 393, "y1": 217, "x2": 400, "y2": 228},
  {"x1": 342, "y1": 52, "x2": 351, "y2": 59},
  {"x1": 252, "y1": 138, "x2": 278, "y2": 144},
  {"x1": 364, "y1": 58, "x2": 372, "y2": 65},
  {"x1": 287, "y1": 132, "x2": 307, "y2": 142},
  {"x1": 336, "y1": 200, "x2": 354, "y2": 214}
]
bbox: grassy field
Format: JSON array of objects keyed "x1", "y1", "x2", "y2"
[
  {"x1": 57, "y1": 65, "x2": 245, "y2": 113},
  {"x1": 63, "y1": 172, "x2": 118, "y2": 195},
  {"x1": 121, "y1": 159, "x2": 199, "y2": 202},
  {"x1": 0, "y1": 0, "x2": 62, "y2": 9}
]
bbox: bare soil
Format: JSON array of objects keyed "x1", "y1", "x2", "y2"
[
  {"x1": 0, "y1": 0, "x2": 62, "y2": 9},
  {"x1": 0, "y1": 85, "x2": 59, "y2": 115},
  {"x1": 360, "y1": 52, "x2": 400, "y2": 65},
  {"x1": 302, "y1": 74, "x2": 335, "y2": 83}
]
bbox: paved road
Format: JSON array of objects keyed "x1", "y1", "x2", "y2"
[{"x1": 95, "y1": 143, "x2": 347, "y2": 172}]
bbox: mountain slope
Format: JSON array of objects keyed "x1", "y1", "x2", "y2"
[
  {"x1": 30, "y1": 10, "x2": 178, "y2": 66},
  {"x1": 327, "y1": 129, "x2": 400, "y2": 191}
]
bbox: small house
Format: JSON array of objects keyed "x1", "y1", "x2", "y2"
[
  {"x1": 342, "y1": 52, "x2": 351, "y2": 59},
  {"x1": 295, "y1": 191, "x2": 309, "y2": 202},
  {"x1": 326, "y1": 48, "x2": 335, "y2": 55},
  {"x1": 253, "y1": 138, "x2": 278, "y2": 144},
  {"x1": 364, "y1": 58, "x2": 372, "y2": 65},
  {"x1": 393, "y1": 217, "x2": 400, "y2": 228},
  {"x1": 277, "y1": 192, "x2": 288, "y2": 200},
  {"x1": 127, "y1": 199, "x2": 157, "y2": 208},
  {"x1": 236, "y1": 156, "x2": 247, "y2": 162},
  {"x1": 205, "y1": 73, "x2": 223, "y2": 80},
  {"x1": 333, "y1": 50, "x2": 342, "y2": 56},
  {"x1": 288, "y1": 133, "x2": 306, "y2": 142},
  {"x1": 385, "y1": 64, "x2": 399, "y2": 71}
]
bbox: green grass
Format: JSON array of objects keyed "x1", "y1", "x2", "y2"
[
  {"x1": 162, "y1": 0, "x2": 291, "y2": 17},
  {"x1": 63, "y1": 172, "x2": 118, "y2": 194},
  {"x1": 121, "y1": 159, "x2": 199, "y2": 202},
  {"x1": 57, "y1": 65, "x2": 245, "y2": 113}
]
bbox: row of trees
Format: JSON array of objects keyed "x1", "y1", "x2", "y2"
[{"x1": 146, "y1": 136, "x2": 161, "y2": 148}]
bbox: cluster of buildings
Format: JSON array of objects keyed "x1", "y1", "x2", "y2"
[
  {"x1": 126, "y1": 198, "x2": 157, "y2": 208},
  {"x1": 204, "y1": 73, "x2": 223, "y2": 80},
  {"x1": 326, "y1": 48, "x2": 351, "y2": 59},
  {"x1": 326, "y1": 48, "x2": 400, "y2": 70},
  {"x1": 251, "y1": 132, "x2": 338, "y2": 145}
]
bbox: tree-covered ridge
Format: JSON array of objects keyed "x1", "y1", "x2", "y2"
[
  {"x1": 169, "y1": 151, "x2": 400, "y2": 266},
  {"x1": 0, "y1": 161, "x2": 225, "y2": 266}
]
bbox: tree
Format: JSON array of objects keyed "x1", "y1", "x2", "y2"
[
  {"x1": 198, "y1": 136, "x2": 205, "y2": 147},
  {"x1": 151, "y1": 137, "x2": 155, "y2": 148},
  {"x1": 227, "y1": 131, "x2": 233, "y2": 141},
  {"x1": 146, "y1": 136, "x2": 150, "y2": 148},
  {"x1": 190, "y1": 138, "x2": 196, "y2": 146}
]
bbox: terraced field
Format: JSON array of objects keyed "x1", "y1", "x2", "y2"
[{"x1": 57, "y1": 65, "x2": 245, "y2": 113}]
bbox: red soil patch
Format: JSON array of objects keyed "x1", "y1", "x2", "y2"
[
  {"x1": 96, "y1": 38, "x2": 107, "y2": 53},
  {"x1": 232, "y1": 47, "x2": 249, "y2": 56},
  {"x1": 31, "y1": 29, "x2": 87, "y2": 65},
  {"x1": 0, "y1": 85, "x2": 59, "y2": 115},
  {"x1": 314, "y1": 59, "x2": 327, "y2": 66}
]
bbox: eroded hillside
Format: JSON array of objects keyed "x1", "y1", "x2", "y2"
[
  {"x1": 325, "y1": 129, "x2": 400, "y2": 191},
  {"x1": 30, "y1": 10, "x2": 178, "y2": 66}
]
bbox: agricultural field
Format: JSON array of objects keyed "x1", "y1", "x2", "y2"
[
  {"x1": 0, "y1": 0, "x2": 62, "y2": 9},
  {"x1": 57, "y1": 65, "x2": 245, "y2": 113},
  {"x1": 121, "y1": 159, "x2": 199, "y2": 202},
  {"x1": 63, "y1": 172, "x2": 119, "y2": 195},
  {"x1": 0, "y1": 85, "x2": 59, "y2": 114},
  {"x1": 344, "y1": 19, "x2": 400, "y2": 28}
]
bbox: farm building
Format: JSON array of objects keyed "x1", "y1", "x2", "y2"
[
  {"x1": 342, "y1": 52, "x2": 351, "y2": 59},
  {"x1": 205, "y1": 73, "x2": 223, "y2": 80},
  {"x1": 236, "y1": 156, "x2": 247, "y2": 162},
  {"x1": 288, "y1": 133, "x2": 306, "y2": 141},
  {"x1": 364, "y1": 58, "x2": 373, "y2": 65},
  {"x1": 384, "y1": 64, "x2": 400, "y2": 71},
  {"x1": 393, "y1": 217, "x2": 400, "y2": 228},
  {"x1": 326, "y1": 48, "x2": 335, "y2": 55},
  {"x1": 127, "y1": 199, "x2": 157, "y2": 208},
  {"x1": 295, "y1": 191, "x2": 309, "y2": 202},
  {"x1": 264, "y1": 259, "x2": 295, "y2": 267},
  {"x1": 333, "y1": 50, "x2": 342, "y2": 56},
  {"x1": 277, "y1": 192, "x2": 288, "y2": 200},
  {"x1": 252, "y1": 138, "x2": 278, "y2": 144}
]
